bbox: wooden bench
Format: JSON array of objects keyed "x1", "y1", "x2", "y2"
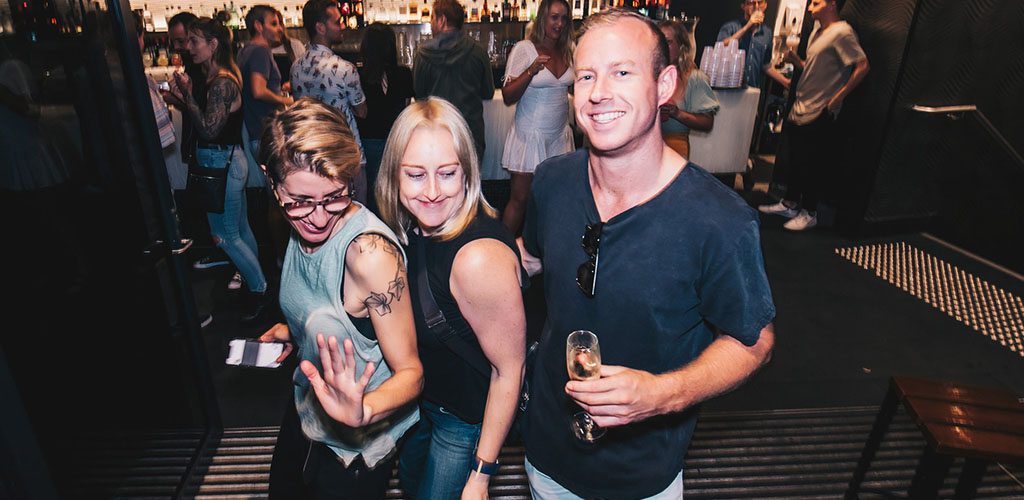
[{"x1": 846, "y1": 375, "x2": 1024, "y2": 499}]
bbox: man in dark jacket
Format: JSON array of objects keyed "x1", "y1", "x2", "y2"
[{"x1": 413, "y1": 0, "x2": 495, "y2": 159}]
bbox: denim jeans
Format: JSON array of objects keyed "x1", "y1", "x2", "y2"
[
  {"x1": 525, "y1": 457, "x2": 684, "y2": 499},
  {"x1": 196, "y1": 145, "x2": 267, "y2": 293},
  {"x1": 398, "y1": 400, "x2": 482, "y2": 500}
]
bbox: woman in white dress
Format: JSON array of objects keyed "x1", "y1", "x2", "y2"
[{"x1": 499, "y1": 0, "x2": 574, "y2": 234}]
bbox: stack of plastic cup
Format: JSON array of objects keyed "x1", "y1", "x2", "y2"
[
  {"x1": 700, "y1": 46, "x2": 713, "y2": 74},
  {"x1": 700, "y1": 41, "x2": 746, "y2": 88}
]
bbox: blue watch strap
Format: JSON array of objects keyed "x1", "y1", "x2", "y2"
[{"x1": 471, "y1": 456, "x2": 499, "y2": 475}]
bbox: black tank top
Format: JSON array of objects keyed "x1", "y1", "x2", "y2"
[
  {"x1": 407, "y1": 215, "x2": 522, "y2": 424},
  {"x1": 197, "y1": 76, "x2": 243, "y2": 147}
]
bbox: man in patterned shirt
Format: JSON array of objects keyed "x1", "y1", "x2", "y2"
[{"x1": 293, "y1": 0, "x2": 369, "y2": 201}]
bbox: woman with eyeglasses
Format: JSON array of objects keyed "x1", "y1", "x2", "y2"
[
  {"x1": 255, "y1": 98, "x2": 423, "y2": 500},
  {"x1": 376, "y1": 98, "x2": 526, "y2": 500},
  {"x1": 658, "y1": 19, "x2": 719, "y2": 158},
  {"x1": 169, "y1": 17, "x2": 270, "y2": 321}
]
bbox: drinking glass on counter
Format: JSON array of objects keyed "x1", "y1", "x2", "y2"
[{"x1": 566, "y1": 330, "x2": 606, "y2": 443}]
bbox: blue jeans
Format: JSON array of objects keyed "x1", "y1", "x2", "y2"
[
  {"x1": 197, "y1": 145, "x2": 267, "y2": 293},
  {"x1": 398, "y1": 400, "x2": 482, "y2": 500}
]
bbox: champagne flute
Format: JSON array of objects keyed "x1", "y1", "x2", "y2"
[{"x1": 566, "y1": 330, "x2": 606, "y2": 442}]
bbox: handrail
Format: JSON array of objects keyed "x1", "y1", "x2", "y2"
[
  {"x1": 910, "y1": 104, "x2": 977, "y2": 114},
  {"x1": 910, "y1": 104, "x2": 1024, "y2": 171}
]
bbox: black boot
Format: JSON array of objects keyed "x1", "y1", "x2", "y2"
[{"x1": 241, "y1": 286, "x2": 277, "y2": 325}]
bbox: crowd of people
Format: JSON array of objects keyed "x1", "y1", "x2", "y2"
[{"x1": 139, "y1": 0, "x2": 872, "y2": 497}]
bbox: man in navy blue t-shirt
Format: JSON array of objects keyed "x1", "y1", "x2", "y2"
[
  {"x1": 518, "y1": 9, "x2": 776, "y2": 500},
  {"x1": 237, "y1": 5, "x2": 293, "y2": 151}
]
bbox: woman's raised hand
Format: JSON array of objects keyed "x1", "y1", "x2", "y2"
[
  {"x1": 300, "y1": 333, "x2": 376, "y2": 427},
  {"x1": 528, "y1": 55, "x2": 551, "y2": 77}
]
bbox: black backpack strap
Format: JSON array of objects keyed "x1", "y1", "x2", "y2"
[{"x1": 415, "y1": 236, "x2": 492, "y2": 379}]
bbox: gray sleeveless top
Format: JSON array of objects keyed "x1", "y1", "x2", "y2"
[{"x1": 279, "y1": 204, "x2": 419, "y2": 467}]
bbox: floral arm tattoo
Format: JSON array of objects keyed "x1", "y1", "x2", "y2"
[
  {"x1": 184, "y1": 76, "x2": 238, "y2": 140},
  {"x1": 356, "y1": 234, "x2": 406, "y2": 317}
]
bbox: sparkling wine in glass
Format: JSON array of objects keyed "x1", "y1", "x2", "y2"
[{"x1": 566, "y1": 330, "x2": 606, "y2": 442}]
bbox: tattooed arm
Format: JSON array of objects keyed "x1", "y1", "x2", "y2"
[
  {"x1": 182, "y1": 76, "x2": 239, "y2": 141},
  {"x1": 339, "y1": 233, "x2": 422, "y2": 425},
  {"x1": 302, "y1": 232, "x2": 422, "y2": 427}
]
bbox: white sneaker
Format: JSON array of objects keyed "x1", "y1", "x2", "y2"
[
  {"x1": 227, "y1": 271, "x2": 244, "y2": 290},
  {"x1": 758, "y1": 201, "x2": 800, "y2": 218},
  {"x1": 783, "y1": 210, "x2": 818, "y2": 231}
]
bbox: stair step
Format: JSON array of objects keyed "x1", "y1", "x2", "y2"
[{"x1": 53, "y1": 407, "x2": 1024, "y2": 499}]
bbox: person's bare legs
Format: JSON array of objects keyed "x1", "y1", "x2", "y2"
[{"x1": 502, "y1": 172, "x2": 534, "y2": 234}]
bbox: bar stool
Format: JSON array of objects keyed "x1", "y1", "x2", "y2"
[{"x1": 846, "y1": 375, "x2": 1024, "y2": 499}]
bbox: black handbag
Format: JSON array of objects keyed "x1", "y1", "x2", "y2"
[{"x1": 186, "y1": 145, "x2": 234, "y2": 214}]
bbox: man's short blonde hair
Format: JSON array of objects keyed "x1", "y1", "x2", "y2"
[
  {"x1": 258, "y1": 98, "x2": 361, "y2": 186},
  {"x1": 376, "y1": 97, "x2": 496, "y2": 245},
  {"x1": 577, "y1": 8, "x2": 669, "y2": 77}
]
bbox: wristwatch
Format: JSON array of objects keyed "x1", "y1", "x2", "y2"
[{"x1": 471, "y1": 456, "x2": 500, "y2": 475}]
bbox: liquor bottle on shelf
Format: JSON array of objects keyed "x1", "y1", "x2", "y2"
[
  {"x1": 354, "y1": 0, "x2": 364, "y2": 26},
  {"x1": 491, "y1": 1, "x2": 500, "y2": 21},
  {"x1": 519, "y1": 0, "x2": 528, "y2": 21},
  {"x1": 420, "y1": 0, "x2": 430, "y2": 22},
  {"x1": 501, "y1": 0, "x2": 511, "y2": 21},
  {"x1": 469, "y1": 0, "x2": 479, "y2": 22},
  {"x1": 142, "y1": 4, "x2": 154, "y2": 31},
  {"x1": 481, "y1": 0, "x2": 490, "y2": 23},
  {"x1": 409, "y1": 0, "x2": 418, "y2": 22},
  {"x1": 571, "y1": 0, "x2": 582, "y2": 19},
  {"x1": 226, "y1": 1, "x2": 239, "y2": 28},
  {"x1": 510, "y1": 0, "x2": 518, "y2": 21}
]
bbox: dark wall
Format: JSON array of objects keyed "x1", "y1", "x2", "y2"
[
  {"x1": 839, "y1": 0, "x2": 1024, "y2": 271},
  {"x1": 833, "y1": 0, "x2": 917, "y2": 224}
]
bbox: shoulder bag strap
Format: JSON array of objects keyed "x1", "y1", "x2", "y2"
[{"x1": 415, "y1": 236, "x2": 492, "y2": 379}]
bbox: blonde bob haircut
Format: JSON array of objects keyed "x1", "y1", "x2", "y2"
[
  {"x1": 258, "y1": 97, "x2": 361, "y2": 186},
  {"x1": 376, "y1": 97, "x2": 496, "y2": 245}
]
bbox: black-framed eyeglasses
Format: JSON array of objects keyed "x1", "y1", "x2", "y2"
[
  {"x1": 576, "y1": 222, "x2": 603, "y2": 298},
  {"x1": 270, "y1": 181, "x2": 354, "y2": 219}
]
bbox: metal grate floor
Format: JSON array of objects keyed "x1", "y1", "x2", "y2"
[
  {"x1": 57, "y1": 407, "x2": 1024, "y2": 499},
  {"x1": 836, "y1": 242, "x2": 1024, "y2": 357}
]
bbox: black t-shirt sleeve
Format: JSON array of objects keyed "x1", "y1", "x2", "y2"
[
  {"x1": 245, "y1": 45, "x2": 274, "y2": 79},
  {"x1": 697, "y1": 217, "x2": 776, "y2": 345}
]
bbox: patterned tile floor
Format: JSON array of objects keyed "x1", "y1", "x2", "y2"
[{"x1": 836, "y1": 241, "x2": 1024, "y2": 357}]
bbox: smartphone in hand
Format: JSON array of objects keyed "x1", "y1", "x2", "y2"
[{"x1": 226, "y1": 338, "x2": 284, "y2": 369}]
